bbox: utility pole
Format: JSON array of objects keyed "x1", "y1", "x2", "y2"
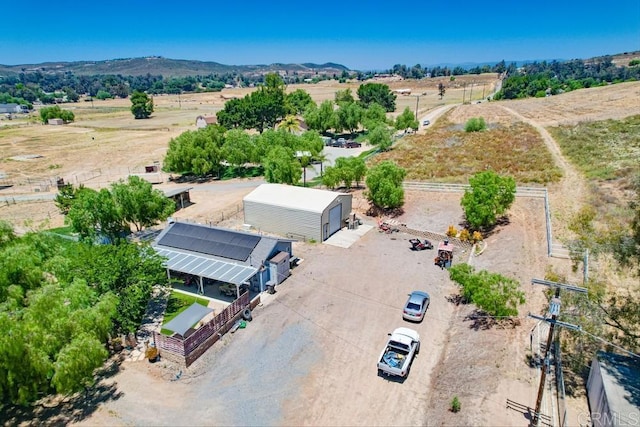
[
  {"x1": 462, "y1": 83, "x2": 466, "y2": 104},
  {"x1": 532, "y1": 289, "x2": 559, "y2": 426},
  {"x1": 469, "y1": 81, "x2": 474, "y2": 102},
  {"x1": 414, "y1": 94, "x2": 419, "y2": 120},
  {"x1": 529, "y1": 279, "x2": 586, "y2": 426}
]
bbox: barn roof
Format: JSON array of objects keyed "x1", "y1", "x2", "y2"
[{"x1": 243, "y1": 183, "x2": 348, "y2": 214}]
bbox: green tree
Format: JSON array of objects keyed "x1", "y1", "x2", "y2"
[
  {"x1": 54, "y1": 184, "x2": 84, "y2": 215},
  {"x1": 449, "y1": 263, "x2": 525, "y2": 317},
  {"x1": 395, "y1": 107, "x2": 419, "y2": 131},
  {"x1": 263, "y1": 146, "x2": 301, "y2": 185},
  {"x1": 464, "y1": 117, "x2": 487, "y2": 132},
  {"x1": 357, "y1": 82, "x2": 396, "y2": 112},
  {"x1": 130, "y1": 90, "x2": 154, "y2": 119},
  {"x1": 335, "y1": 88, "x2": 355, "y2": 105},
  {"x1": 163, "y1": 126, "x2": 225, "y2": 177},
  {"x1": 438, "y1": 82, "x2": 446, "y2": 99},
  {"x1": 365, "y1": 161, "x2": 406, "y2": 209},
  {"x1": 322, "y1": 165, "x2": 342, "y2": 189},
  {"x1": 304, "y1": 100, "x2": 336, "y2": 134},
  {"x1": 286, "y1": 89, "x2": 314, "y2": 114},
  {"x1": 216, "y1": 97, "x2": 250, "y2": 129},
  {"x1": 96, "y1": 90, "x2": 112, "y2": 100},
  {"x1": 279, "y1": 114, "x2": 301, "y2": 134},
  {"x1": 111, "y1": 176, "x2": 175, "y2": 232},
  {"x1": 65, "y1": 187, "x2": 128, "y2": 242},
  {"x1": 368, "y1": 125, "x2": 393, "y2": 151},
  {"x1": 222, "y1": 129, "x2": 257, "y2": 166},
  {"x1": 334, "y1": 102, "x2": 362, "y2": 134},
  {"x1": 362, "y1": 103, "x2": 388, "y2": 131},
  {"x1": 39, "y1": 105, "x2": 75, "y2": 123},
  {"x1": 461, "y1": 170, "x2": 516, "y2": 230}
]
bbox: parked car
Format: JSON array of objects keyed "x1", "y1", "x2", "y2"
[
  {"x1": 377, "y1": 327, "x2": 420, "y2": 378},
  {"x1": 422, "y1": 119, "x2": 430, "y2": 126},
  {"x1": 402, "y1": 290, "x2": 430, "y2": 322},
  {"x1": 331, "y1": 138, "x2": 346, "y2": 147},
  {"x1": 345, "y1": 141, "x2": 361, "y2": 148}
]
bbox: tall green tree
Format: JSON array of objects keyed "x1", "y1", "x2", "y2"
[
  {"x1": 365, "y1": 161, "x2": 406, "y2": 209},
  {"x1": 304, "y1": 100, "x2": 336, "y2": 134},
  {"x1": 335, "y1": 88, "x2": 355, "y2": 105},
  {"x1": 39, "y1": 105, "x2": 74, "y2": 123},
  {"x1": 395, "y1": 107, "x2": 419, "y2": 131},
  {"x1": 362, "y1": 103, "x2": 388, "y2": 131},
  {"x1": 263, "y1": 146, "x2": 301, "y2": 185},
  {"x1": 111, "y1": 176, "x2": 175, "y2": 232},
  {"x1": 163, "y1": 126, "x2": 225, "y2": 176},
  {"x1": 438, "y1": 82, "x2": 446, "y2": 99},
  {"x1": 357, "y1": 82, "x2": 396, "y2": 112},
  {"x1": 461, "y1": 170, "x2": 516, "y2": 230},
  {"x1": 130, "y1": 90, "x2": 154, "y2": 119},
  {"x1": 368, "y1": 125, "x2": 393, "y2": 151},
  {"x1": 222, "y1": 129, "x2": 257, "y2": 166},
  {"x1": 285, "y1": 89, "x2": 314, "y2": 114},
  {"x1": 334, "y1": 102, "x2": 362, "y2": 134},
  {"x1": 66, "y1": 187, "x2": 128, "y2": 242}
]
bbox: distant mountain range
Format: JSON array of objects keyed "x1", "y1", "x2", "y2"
[
  {"x1": 0, "y1": 56, "x2": 349, "y2": 78},
  {"x1": 0, "y1": 51, "x2": 636, "y2": 78}
]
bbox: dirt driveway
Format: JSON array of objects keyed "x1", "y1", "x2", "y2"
[{"x1": 71, "y1": 189, "x2": 570, "y2": 427}]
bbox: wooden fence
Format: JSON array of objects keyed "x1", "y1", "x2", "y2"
[{"x1": 154, "y1": 291, "x2": 252, "y2": 366}]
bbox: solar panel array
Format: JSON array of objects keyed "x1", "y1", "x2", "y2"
[{"x1": 158, "y1": 222, "x2": 260, "y2": 261}]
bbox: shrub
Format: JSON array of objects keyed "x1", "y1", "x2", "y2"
[
  {"x1": 459, "y1": 228, "x2": 470, "y2": 242},
  {"x1": 446, "y1": 225, "x2": 458, "y2": 237},
  {"x1": 472, "y1": 231, "x2": 483, "y2": 242},
  {"x1": 464, "y1": 117, "x2": 486, "y2": 132},
  {"x1": 451, "y1": 396, "x2": 461, "y2": 412}
]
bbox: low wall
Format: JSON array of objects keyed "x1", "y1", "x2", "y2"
[{"x1": 154, "y1": 292, "x2": 261, "y2": 367}]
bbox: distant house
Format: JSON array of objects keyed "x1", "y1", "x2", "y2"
[
  {"x1": 0, "y1": 104, "x2": 27, "y2": 114},
  {"x1": 394, "y1": 88, "x2": 412, "y2": 95},
  {"x1": 195, "y1": 115, "x2": 217, "y2": 128}
]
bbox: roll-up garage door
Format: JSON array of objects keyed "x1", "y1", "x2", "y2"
[{"x1": 328, "y1": 204, "x2": 342, "y2": 238}]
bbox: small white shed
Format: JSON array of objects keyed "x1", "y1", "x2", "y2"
[{"x1": 243, "y1": 184, "x2": 352, "y2": 242}]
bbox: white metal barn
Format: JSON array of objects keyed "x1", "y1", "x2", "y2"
[{"x1": 243, "y1": 184, "x2": 352, "y2": 242}]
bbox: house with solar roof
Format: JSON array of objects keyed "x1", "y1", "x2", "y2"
[{"x1": 152, "y1": 221, "x2": 294, "y2": 298}]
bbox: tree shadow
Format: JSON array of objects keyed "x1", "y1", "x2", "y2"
[
  {"x1": 0, "y1": 357, "x2": 125, "y2": 426},
  {"x1": 458, "y1": 215, "x2": 511, "y2": 239},
  {"x1": 365, "y1": 205, "x2": 405, "y2": 218},
  {"x1": 463, "y1": 309, "x2": 520, "y2": 331}
]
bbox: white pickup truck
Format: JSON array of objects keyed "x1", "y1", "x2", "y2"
[{"x1": 377, "y1": 327, "x2": 420, "y2": 378}]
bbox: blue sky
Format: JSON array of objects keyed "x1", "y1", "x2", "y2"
[{"x1": 2, "y1": 0, "x2": 639, "y2": 70}]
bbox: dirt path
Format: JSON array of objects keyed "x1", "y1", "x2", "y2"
[{"x1": 498, "y1": 105, "x2": 587, "y2": 241}]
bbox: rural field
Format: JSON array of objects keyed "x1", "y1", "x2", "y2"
[{"x1": 1, "y1": 78, "x2": 639, "y2": 426}]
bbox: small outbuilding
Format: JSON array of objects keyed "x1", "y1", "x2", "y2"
[
  {"x1": 196, "y1": 115, "x2": 217, "y2": 128},
  {"x1": 587, "y1": 351, "x2": 640, "y2": 427},
  {"x1": 243, "y1": 183, "x2": 352, "y2": 242}
]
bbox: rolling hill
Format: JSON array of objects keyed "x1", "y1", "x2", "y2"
[{"x1": 0, "y1": 56, "x2": 349, "y2": 78}]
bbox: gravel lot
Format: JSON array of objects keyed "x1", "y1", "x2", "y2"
[{"x1": 67, "y1": 189, "x2": 576, "y2": 427}]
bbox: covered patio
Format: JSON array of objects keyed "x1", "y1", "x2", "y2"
[{"x1": 156, "y1": 247, "x2": 259, "y2": 300}]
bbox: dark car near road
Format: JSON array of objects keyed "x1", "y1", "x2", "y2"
[{"x1": 345, "y1": 141, "x2": 361, "y2": 148}]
